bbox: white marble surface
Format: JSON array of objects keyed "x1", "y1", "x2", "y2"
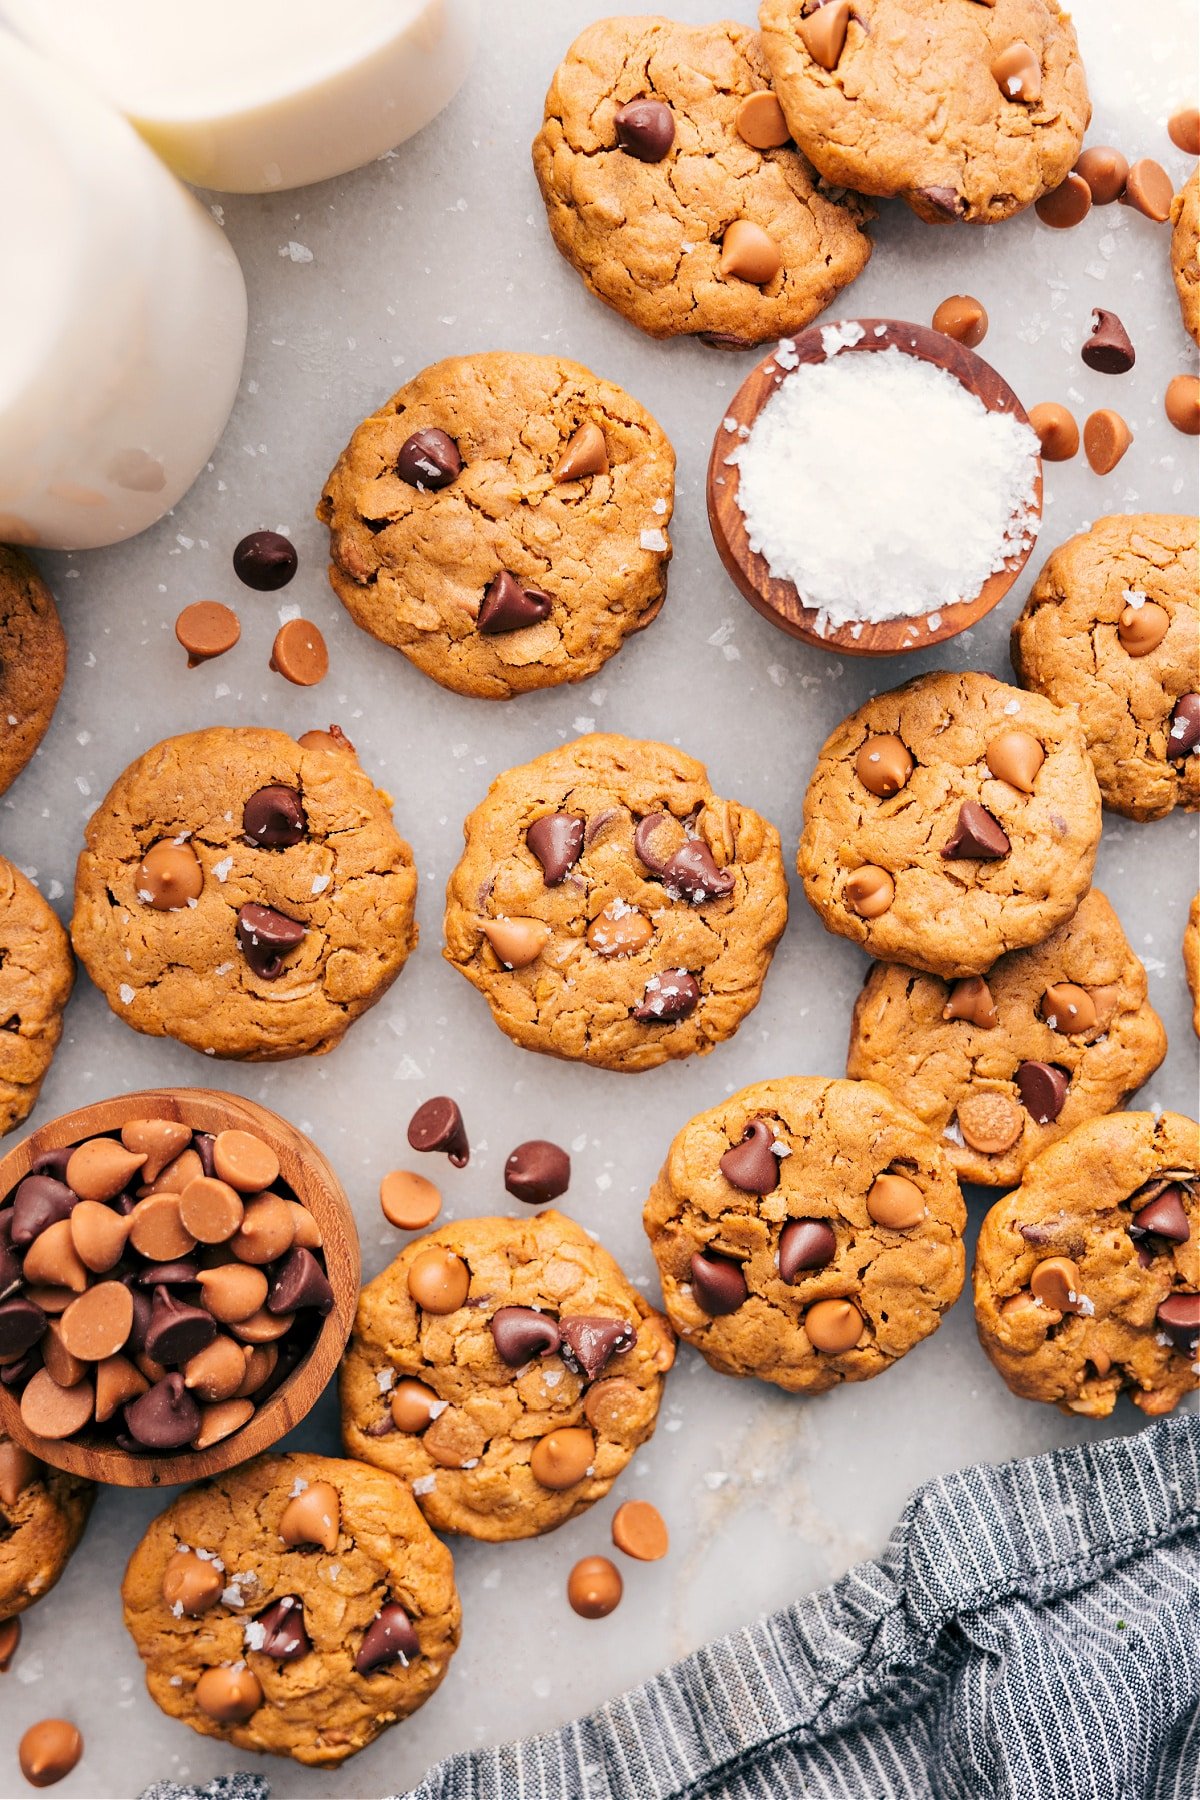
[{"x1": 1, "y1": 2, "x2": 1197, "y2": 1794}]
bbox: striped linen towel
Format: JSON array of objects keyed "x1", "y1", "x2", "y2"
[{"x1": 144, "y1": 1414, "x2": 1199, "y2": 1800}]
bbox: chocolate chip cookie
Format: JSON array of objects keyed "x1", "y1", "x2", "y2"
[
  {"x1": 71, "y1": 727, "x2": 417, "y2": 1061},
  {"x1": 0, "y1": 548, "x2": 67, "y2": 799},
  {"x1": 1185, "y1": 894, "x2": 1200, "y2": 1038},
  {"x1": 797, "y1": 671, "x2": 1102, "y2": 980},
  {"x1": 643, "y1": 1076, "x2": 965, "y2": 1392},
  {"x1": 974, "y1": 1112, "x2": 1199, "y2": 1419},
  {"x1": 318, "y1": 353, "x2": 674, "y2": 700},
  {"x1": 1011, "y1": 514, "x2": 1200, "y2": 821},
  {"x1": 341, "y1": 1210, "x2": 675, "y2": 1542},
  {"x1": 0, "y1": 856, "x2": 74, "y2": 1138},
  {"x1": 443, "y1": 733, "x2": 788, "y2": 1071},
  {"x1": 847, "y1": 891, "x2": 1167, "y2": 1188},
  {"x1": 759, "y1": 0, "x2": 1089, "y2": 225},
  {"x1": 0, "y1": 1433, "x2": 93, "y2": 1621},
  {"x1": 532, "y1": 16, "x2": 872, "y2": 347},
  {"x1": 122, "y1": 1452, "x2": 459, "y2": 1767},
  {"x1": 1172, "y1": 168, "x2": 1200, "y2": 346}
]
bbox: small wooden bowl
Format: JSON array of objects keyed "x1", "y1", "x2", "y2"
[
  {"x1": 707, "y1": 318, "x2": 1043, "y2": 656},
  {"x1": 0, "y1": 1088, "x2": 360, "y2": 1488}
]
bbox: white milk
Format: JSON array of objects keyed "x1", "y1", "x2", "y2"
[
  {"x1": 0, "y1": 34, "x2": 248, "y2": 550},
  {"x1": 1, "y1": 0, "x2": 481, "y2": 193}
]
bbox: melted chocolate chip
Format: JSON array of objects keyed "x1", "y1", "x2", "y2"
[
  {"x1": 941, "y1": 801, "x2": 1011, "y2": 860},
  {"x1": 243, "y1": 785, "x2": 307, "y2": 849},
  {"x1": 490, "y1": 1306, "x2": 561, "y2": 1366},
  {"x1": 254, "y1": 1595, "x2": 311, "y2": 1662},
  {"x1": 478, "y1": 572, "x2": 553, "y2": 635},
  {"x1": 396, "y1": 428, "x2": 462, "y2": 490},
  {"x1": 236, "y1": 904, "x2": 306, "y2": 979},
  {"x1": 614, "y1": 97, "x2": 675, "y2": 162},
  {"x1": 633, "y1": 970, "x2": 700, "y2": 1024}
]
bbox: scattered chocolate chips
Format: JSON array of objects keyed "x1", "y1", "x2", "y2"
[
  {"x1": 719, "y1": 1120, "x2": 780, "y2": 1194},
  {"x1": 689, "y1": 1250, "x2": 747, "y2": 1315},
  {"x1": 1166, "y1": 694, "x2": 1200, "y2": 760},
  {"x1": 407, "y1": 1097, "x2": 469, "y2": 1168},
  {"x1": 1082, "y1": 308, "x2": 1136, "y2": 374},
  {"x1": 614, "y1": 97, "x2": 675, "y2": 162},
  {"x1": 396, "y1": 428, "x2": 462, "y2": 490},
  {"x1": 526, "y1": 812, "x2": 584, "y2": 885},
  {"x1": 124, "y1": 1372, "x2": 201, "y2": 1450},
  {"x1": 559, "y1": 1316, "x2": 635, "y2": 1381},
  {"x1": 779, "y1": 1219, "x2": 836, "y2": 1282},
  {"x1": 941, "y1": 801, "x2": 1011, "y2": 861},
  {"x1": 355, "y1": 1602, "x2": 419, "y2": 1674},
  {"x1": 233, "y1": 531, "x2": 297, "y2": 591},
  {"x1": 1156, "y1": 1293, "x2": 1200, "y2": 1354},
  {"x1": 490, "y1": 1305, "x2": 561, "y2": 1366},
  {"x1": 268, "y1": 1247, "x2": 334, "y2": 1316},
  {"x1": 254, "y1": 1595, "x2": 311, "y2": 1662},
  {"x1": 633, "y1": 969, "x2": 700, "y2": 1024},
  {"x1": 236, "y1": 903, "x2": 306, "y2": 979},
  {"x1": 1016, "y1": 1061, "x2": 1069, "y2": 1124},
  {"x1": 243, "y1": 785, "x2": 306, "y2": 848},
  {"x1": 1131, "y1": 1187, "x2": 1190, "y2": 1244},
  {"x1": 175, "y1": 601, "x2": 240, "y2": 667},
  {"x1": 477, "y1": 570, "x2": 553, "y2": 635},
  {"x1": 504, "y1": 1140, "x2": 570, "y2": 1205}
]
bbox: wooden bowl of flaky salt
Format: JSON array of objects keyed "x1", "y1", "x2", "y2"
[{"x1": 707, "y1": 318, "x2": 1043, "y2": 656}]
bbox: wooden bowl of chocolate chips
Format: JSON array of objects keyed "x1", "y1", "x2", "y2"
[{"x1": 0, "y1": 1089, "x2": 359, "y2": 1486}]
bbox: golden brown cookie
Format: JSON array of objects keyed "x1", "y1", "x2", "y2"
[
  {"x1": 341, "y1": 1211, "x2": 674, "y2": 1542},
  {"x1": 847, "y1": 891, "x2": 1167, "y2": 1187},
  {"x1": 71, "y1": 726, "x2": 417, "y2": 1061},
  {"x1": 0, "y1": 856, "x2": 73, "y2": 1137},
  {"x1": 532, "y1": 16, "x2": 872, "y2": 346},
  {"x1": 121, "y1": 1453, "x2": 459, "y2": 1767},
  {"x1": 0, "y1": 548, "x2": 67, "y2": 799},
  {"x1": 443, "y1": 733, "x2": 788, "y2": 1071},
  {"x1": 974, "y1": 1112, "x2": 1199, "y2": 1419},
  {"x1": 1171, "y1": 168, "x2": 1200, "y2": 346},
  {"x1": 0, "y1": 1433, "x2": 93, "y2": 1620},
  {"x1": 797, "y1": 671, "x2": 1102, "y2": 979},
  {"x1": 1185, "y1": 893, "x2": 1200, "y2": 1038},
  {"x1": 317, "y1": 353, "x2": 674, "y2": 700},
  {"x1": 1011, "y1": 514, "x2": 1199, "y2": 821},
  {"x1": 759, "y1": 0, "x2": 1089, "y2": 224},
  {"x1": 644, "y1": 1077, "x2": 965, "y2": 1392}
]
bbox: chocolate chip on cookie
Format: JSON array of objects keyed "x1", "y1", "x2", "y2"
[{"x1": 645, "y1": 1077, "x2": 964, "y2": 1392}]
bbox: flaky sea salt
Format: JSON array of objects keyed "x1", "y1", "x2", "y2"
[{"x1": 734, "y1": 345, "x2": 1040, "y2": 633}]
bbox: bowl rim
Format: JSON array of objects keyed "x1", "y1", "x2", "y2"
[
  {"x1": 706, "y1": 316, "x2": 1044, "y2": 657},
  {"x1": 0, "y1": 1087, "x2": 360, "y2": 1488}
]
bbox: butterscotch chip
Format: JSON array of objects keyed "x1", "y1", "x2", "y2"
[
  {"x1": 196, "y1": 1665, "x2": 263, "y2": 1724},
  {"x1": 1169, "y1": 106, "x2": 1200, "y2": 155},
  {"x1": 136, "y1": 840, "x2": 204, "y2": 911},
  {"x1": 1165, "y1": 374, "x2": 1200, "y2": 436},
  {"x1": 192, "y1": 1397, "x2": 254, "y2": 1450},
  {"x1": 1027, "y1": 402, "x2": 1079, "y2": 461},
  {"x1": 22, "y1": 1220, "x2": 87, "y2": 1293},
  {"x1": 18, "y1": 1718, "x2": 82, "y2": 1788},
  {"x1": 1119, "y1": 157, "x2": 1174, "y2": 221},
  {"x1": 719, "y1": 218, "x2": 782, "y2": 285},
  {"x1": 279, "y1": 1478, "x2": 341, "y2": 1550},
  {"x1": 530, "y1": 1427, "x2": 594, "y2": 1490},
  {"x1": 931, "y1": 294, "x2": 988, "y2": 347},
  {"x1": 128, "y1": 1194, "x2": 196, "y2": 1263},
  {"x1": 957, "y1": 1090, "x2": 1024, "y2": 1155},
  {"x1": 736, "y1": 90, "x2": 791, "y2": 149},
  {"x1": 1074, "y1": 145, "x2": 1128, "y2": 205},
  {"x1": 1034, "y1": 171, "x2": 1091, "y2": 228},
  {"x1": 20, "y1": 1368, "x2": 95, "y2": 1439},
  {"x1": 611, "y1": 1499, "x2": 669, "y2": 1561},
  {"x1": 178, "y1": 1176, "x2": 244, "y2": 1244},
  {"x1": 286, "y1": 1200, "x2": 322, "y2": 1249},
  {"x1": 66, "y1": 1137, "x2": 146, "y2": 1202},
  {"x1": 234, "y1": 1344, "x2": 277, "y2": 1397},
  {"x1": 175, "y1": 601, "x2": 239, "y2": 667},
  {"x1": 183, "y1": 1336, "x2": 251, "y2": 1402},
  {"x1": 406, "y1": 1248, "x2": 469, "y2": 1314},
  {"x1": 480, "y1": 917, "x2": 550, "y2": 969},
  {"x1": 42, "y1": 1322, "x2": 87, "y2": 1390},
  {"x1": 567, "y1": 1554, "x2": 622, "y2": 1618},
  {"x1": 94, "y1": 1354, "x2": 148, "y2": 1423},
  {"x1": 230, "y1": 1306, "x2": 294, "y2": 1344},
  {"x1": 161, "y1": 1547, "x2": 223, "y2": 1616},
  {"x1": 121, "y1": 1119, "x2": 192, "y2": 1183},
  {"x1": 58, "y1": 1282, "x2": 134, "y2": 1362},
  {"x1": 974, "y1": 1110, "x2": 1198, "y2": 1418},
  {"x1": 270, "y1": 618, "x2": 328, "y2": 686},
  {"x1": 865, "y1": 1173, "x2": 925, "y2": 1229},
  {"x1": 213, "y1": 1129, "x2": 279, "y2": 1194},
  {"x1": 229, "y1": 1194, "x2": 294, "y2": 1265},
  {"x1": 141, "y1": 1148, "x2": 203, "y2": 1197},
  {"x1": 380, "y1": 1170, "x2": 442, "y2": 1231},
  {"x1": 552, "y1": 421, "x2": 608, "y2": 484},
  {"x1": 1083, "y1": 408, "x2": 1133, "y2": 475},
  {"x1": 196, "y1": 1263, "x2": 268, "y2": 1324}
]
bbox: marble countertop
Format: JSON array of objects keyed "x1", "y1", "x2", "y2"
[{"x1": 2, "y1": 2, "x2": 1196, "y2": 1794}]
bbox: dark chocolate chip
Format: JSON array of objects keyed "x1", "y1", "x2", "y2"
[
  {"x1": 1131, "y1": 1187, "x2": 1190, "y2": 1244},
  {"x1": 267, "y1": 1247, "x2": 334, "y2": 1316},
  {"x1": 125, "y1": 1280, "x2": 153, "y2": 1353},
  {"x1": 144, "y1": 1288, "x2": 218, "y2": 1365},
  {"x1": 365, "y1": 1413, "x2": 395, "y2": 1437},
  {"x1": 941, "y1": 801, "x2": 1011, "y2": 860},
  {"x1": 236, "y1": 903, "x2": 306, "y2": 980},
  {"x1": 1019, "y1": 1221, "x2": 1058, "y2": 1244},
  {"x1": 633, "y1": 814, "x2": 678, "y2": 874},
  {"x1": 489, "y1": 1305, "x2": 561, "y2": 1366},
  {"x1": 1135, "y1": 1242, "x2": 1155, "y2": 1269},
  {"x1": 526, "y1": 813, "x2": 584, "y2": 885},
  {"x1": 10, "y1": 1176, "x2": 76, "y2": 1248},
  {"x1": 135, "y1": 1260, "x2": 200, "y2": 1287},
  {"x1": 661, "y1": 841, "x2": 735, "y2": 905},
  {"x1": 1156, "y1": 1292, "x2": 1200, "y2": 1354},
  {"x1": 477, "y1": 571, "x2": 553, "y2": 635},
  {"x1": 778, "y1": 1219, "x2": 837, "y2": 1282},
  {"x1": 0, "y1": 1236, "x2": 19, "y2": 1301},
  {"x1": 193, "y1": 1133, "x2": 216, "y2": 1178},
  {"x1": 1166, "y1": 694, "x2": 1200, "y2": 760},
  {"x1": 633, "y1": 969, "x2": 700, "y2": 1024},
  {"x1": 614, "y1": 97, "x2": 675, "y2": 162},
  {"x1": 407, "y1": 1097, "x2": 469, "y2": 1168},
  {"x1": 558, "y1": 1315, "x2": 636, "y2": 1380},
  {"x1": 124, "y1": 1373, "x2": 201, "y2": 1449},
  {"x1": 396, "y1": 428, "x2": 462, "y2": 490},
  {"x1": 0, "y1": 1296, "x2": 47, "y2": 1359},
  {"x1": 355, "y1": 1602, "x2": 419, "y2": 1674},
  {"x1": 233, "y1": 530, "x2": 297, "y2": 591},
  {"x1": 243, "y1": 785, "x2": 307, "y2": 849},
  {"x1": 689, "y1": 1250, "x2": 748, "y2": 1316},
  {"x1": 1081, "y1": 308, "x2": 1136, "y2": 374},
  {"x1": 254, "y1": 1595, "x2": 311, "y2": 1662},
  {"x1": 1016, "y1": 1061, "x2": 1069, "y2": 1124},
  {"x1": 0, "y1": 1349, "x2": 40, "y2": 1388},
  {"x1": 920, "y1": 186, "x2": 966, "y2": 217},
  {"x1": 720, "y1": 1120, "x2": 780, "y2": 1194},
  {"x1": 504, "y1": 1141, "x2": 570, "y2": 1205},
  {"x1": 30, "y1": 1147, "x2": 74, "y2": 1181}
]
